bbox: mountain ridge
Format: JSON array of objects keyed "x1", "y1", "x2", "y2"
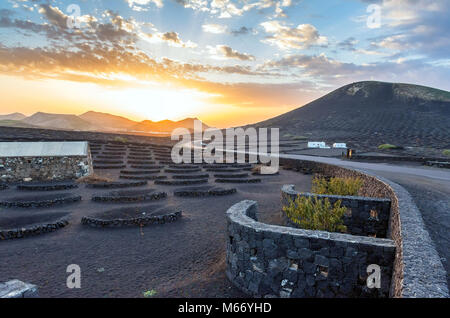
[{"x1": 0, "y1": 110, "x2": 210, "y2": 133}]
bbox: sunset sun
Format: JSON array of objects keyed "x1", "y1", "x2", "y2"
[{"x1": 104, "y1": 85, "x2": 214, "y2": 122}]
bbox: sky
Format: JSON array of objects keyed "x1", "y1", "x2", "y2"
[{"x1": 0, "y1": 0, "x2": 449, "y2": 128}]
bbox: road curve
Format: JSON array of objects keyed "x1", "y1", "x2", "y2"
[
  {"x1": 281, "y1": 153, "x2": 450, "y2": 182},
  {"x1": 281, "y1": 153, "x2": 450, "y2": 286},
  {"x1": 197, "y1": 146, "x2": 450, "y2": 286}
]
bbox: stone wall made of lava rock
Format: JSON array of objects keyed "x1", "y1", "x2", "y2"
[
  {"x1": 281, "y1": 185, "x2": 391, "y2": 238},
  {"x1": 226, "y1": 200, "x2": 396, "y2": 298},
  {"x1": 0, "y1": 156, "x2": 92, "y2": 182}
]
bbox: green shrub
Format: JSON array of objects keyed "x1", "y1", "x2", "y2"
[
  {"x1": 312, "y1": 176, "x2": 363, "y2": 196},
  {"x1": 378, "y1": 144, "x2": 397, "y2": 150},
  {"x1": 114, "y1": 136, "x2": 128, "y2": 143},
  {"x1": 442, "y1": 149, "x2": 450, "y2": 157},
  {"x1": 143, "y1": 289, "x2": 157, "y2": 298},
  {"x1": 292, "y1": 135, "x2": 308, "y2": 140},
  {"x1": 283, "y1": 133, "x2": 307, "y2": 140},
  {"x1": 283, "y1": 195, "x2": 347, "y2": 233}
]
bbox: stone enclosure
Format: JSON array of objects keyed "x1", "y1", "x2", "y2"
[
  {"x1": 0, "y1": 142, "x2": 92, "y2": 182},
  {"x1": 281, "y1": 185, "x2": 391, "y2": 238},
  {"x1": 225, "y1": 156, "x2": 449, "y2": 298},
  {"x1": 226, "y1": 200, "x2": 395, "y2": 298}
]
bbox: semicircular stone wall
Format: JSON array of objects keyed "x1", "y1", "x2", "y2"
[{"x1": 225, "y1": 157, "x2": 448, "y2": 298}]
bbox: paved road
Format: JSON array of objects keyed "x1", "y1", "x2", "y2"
[
  {"x1": 282, "y1": 153, "x2": 450, "y2": 284},
  {"x1": 282, "y1": 153, "x2": 450, "y2": 182}
]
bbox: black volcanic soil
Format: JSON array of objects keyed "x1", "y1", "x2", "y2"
[
  {"x1": 0, "y1": 126, "x2": 172, "y2": 146},
  {"x1": 0, "y1": 141, "x2": 311, "y2": 298}
]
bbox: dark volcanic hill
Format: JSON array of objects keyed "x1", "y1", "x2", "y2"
[{"x1": 254, "y1": 81, "x2": 450, "y2": 153}]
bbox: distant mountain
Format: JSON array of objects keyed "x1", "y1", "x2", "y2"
[
  {"x1": 21, "y1": 112, "x2": 96, "y2": 131},
  {"x1": 79, "y1": 111, "x2": 137, "y2": 131},
  {"x1": 0, "y1": 111, "x2": 211, "y2": 134},
  {"x1": 0, "y1": 119, "x2": 38, "y2": 128},
  {"x1": 132, "y1": 118, "x2": 210, "y2": 132},
  {"x1": 253, "y1": 81, "x2": 450, "y2": 151},
  {"x1": 0, "y1": 112, "x2": 26, "y2": 120}
]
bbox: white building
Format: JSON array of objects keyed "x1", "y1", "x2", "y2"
[
  {"x1": 308, "y1": 142, "x2": 327, "y2": 148},
  {"x1": 333, "y1": 143, "x2": 347, "y2": 148}
]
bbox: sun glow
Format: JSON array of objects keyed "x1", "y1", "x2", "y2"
[
  {"x1": 104, "y1": 85, "x2": 215, "y2": 122},
  {"x1": 0, "y1": 74, "x2": 294, "y2": 128}
]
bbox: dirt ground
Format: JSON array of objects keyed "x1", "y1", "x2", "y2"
[{"x1": 0, "y1": 164, "x2": 311, "y2": 298}]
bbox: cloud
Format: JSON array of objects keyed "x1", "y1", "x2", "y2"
[
  {"x1": 161, "y1": 31, "x2": 179, "y2": 42},
  {"x1": 260, "y1": 21, "x2": 328, "y2": 50},
  {"x1": 189, "y1": 80, "x2": 321, "y2": 108},
  {"x1": 337, "y1": 37, "x2": 359, "y2": 51},
  {"x1": 202, "y1": 23, "x2": 227, "y2": 34},
  {"x1": 126, "y1": 0, "x2": 164, "y2": 10},
  {"x1": 211, "y1": 45, "x2": 255, "y2": 61},
  {"x1": 359, "y1": 0, "x2": 450, "y2": 59},
  {"x1": 38, "y1": 5, "x2": 68, "y2": 29},
  {"x1": 0, "y1": 42, "x2": 302, "y2": 109},
  {"x1": 176, "y1": 0, "x2": 293, "y2": 19},
  {"x1": 145, "y1": 31, "x2": 198, "y2": 48},
  {"x1": 230, "y1": 26, "x2": 253, "y2": 36},
  {"x1": 337, "y1": 37, "x2": 385, "y2": 56},
  {"x1": 260, "y1": 52, "x2": 450, "y2": 90}
]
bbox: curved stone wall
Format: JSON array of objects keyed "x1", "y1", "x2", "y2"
[
  {"x1": 278, "y1": 157, "x2": 448, "y2": 297},
  {"x1": 281, "y1": 185, "x2": 391, "y2": 238},
  {"x1": 226, "y1": 200, "x2": 395, "y2": 298},
  {"x1": 225, "y1": 157, "x2": 448, "y2": 298}
]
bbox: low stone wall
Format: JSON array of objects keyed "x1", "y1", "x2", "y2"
[
  {"x1": 0, "y1": 156, "x2": 92, "y2": 182},
  {"x1": 86, "y1": 181, "x2": 148, "y2": 189},
  {"x1": 0, "y1": 194, "x2": 82, "y2": 208},
  {"x1": 0, "y1": 217, "x2": 69, "y2": 240},
  {"x1": 81, "y1": 211, "x2": 182, "y2": 228},
  {"x1": 0, "y1": 280, "x2": 38, "y2": 298},
  {"x1": 425, "y1": 161, "x2": 450, "y2": 169},
  {"x1": 226, "y1": 200, "x2": 396, "y2": 298},
  {"x1": 17, "y1": 183, "x2": 78, "y2": 191},
  {"x1": 91, "y1": 190, "x2": 167, "y2": 203},
  {"x1": 174, "y1": 187, "x2": 237, "y2": 197},
  {"x1": 216, "y1": 178, "x2": 261, "y2": 184},
  {"x1": 281, "y1": 185, "x2": 391, "y2": 238},
  {"x1": 278, "y1": 157, "x2": 449, "y2": 297}
]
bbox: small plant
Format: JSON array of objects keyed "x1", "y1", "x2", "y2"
[
  {"x1": 312, "y1": 176, "x2": 363, "y2": 196},
  {"x1": 76, "y1": 173, "x2": 113, "y2": 184},
  {"x1": 283, "y1": 195, "x2": 347, "y2": 233},
  {"x1": 114, "y1": 136, "x2": 128, "y2": 143},
  {"x1": 283, "y1": 133, "x2": 308, "y2": 140},
  {"x1": 442, "y1": 149, "x2": 450, "y2": 157},
  {"x1": 251, "y1": 165, "x2": 262, "y2": 174},
  {"x1": 378, "y1": 144, "x2": 397, "y2": 150},
  {"x1": 143, "y1": 289, "x2": 157, "y2": 298}
]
